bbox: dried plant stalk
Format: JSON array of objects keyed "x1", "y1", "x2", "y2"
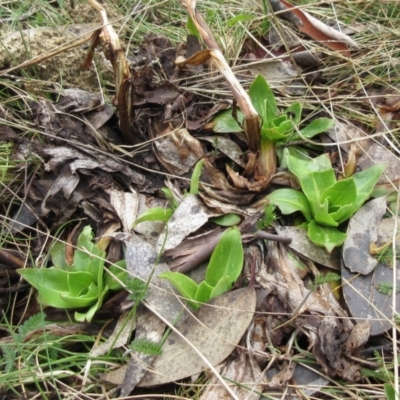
[{"x1": 181, "y1": 0, "x2": 261, "y2": 152}]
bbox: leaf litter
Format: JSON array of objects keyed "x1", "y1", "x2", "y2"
[{"x1": 1, "y1": 0, "x2": 400, "y2": 398}]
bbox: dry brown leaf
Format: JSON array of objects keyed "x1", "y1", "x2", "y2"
[
  {"x1": 343, "y1": 197, "x2": 386, "y2": 275},
  {"x1": 274, "y1": 0, "x2": 351, "y2": 56},
  {"x1": 153, "y1": 127, "x2": 204, "y2": 176}
]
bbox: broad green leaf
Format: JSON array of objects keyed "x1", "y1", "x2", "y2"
[
  {"x1": 186, "y1": 16, "x2": 200, "y2": 40},
  {"x1": 18, "y1": 268, "x2": 96, "y2": 309},
  {"x1": 105, "y1": 259, "x2": 128, "y2": 291},
  {"x1": 189, "y1": 159, "x2": 204, "y2": 195},
  {"x1": 67, "y1": 272, "x2": 97, "y2": 297},
  {"x1": 210, "y1": 276, "x2": 233, "y2": 299},
  {"x1": 50, "y1": 241, "x2": 69, "y2": 270},
  {"x1": 307, "y1": 220, "x2": 347, "y2": 253},
  {"x1": 384, "y1": 383, "x2": 396, "y2": 400},
  {"x1": 262, "y1": 118, "x2": 293, "y2": 141},
  {"x1": 158, "y1": 271, "x2": 199, "y2": 304},
  {"x1": 211, "y1": 213, "x2": 241, "y2": 226},
  {"x1": 60, "y1": 282, "x2": 99, "y2": 308},
  {"x1": 133, "y1": 207, "x2": 173, "y2": 228},
  {"x1": 75, "y1": 285, "x2": 109, "y2": 322},
  {"x1": 194, "y1": 281, "x2": 214, "y2": 305},
  {"x1": 211, "y1": 109, "x2": 244, "y2": 133},
  {"x1": 285, "y1": 102, "x2": 302, "y2": 125},
  {"x1": 249, "y1": 75, "x2": 277, "y2": 122},
  {"x1": 267, "y1": 188, "x2": 312, "y2": 221},
  {"x1": 308, "y1": 197, "x2": 338, "y2": 227},
  {"x1": 205, "y1": 227, "x2": 243, "y2": 287},
  {"x1": 299, "y1": 118, "x2": 335, "y2": 138},
  {"x1": 321, "y1": 179, "x2": 356, "y2": 209},
  {"x1": 351, "y1": 164, "x2": 386, "y2": 211},
  {"x1": 73, "y1": 226, "x2": 105, "y2": 277},
  {"x1": 287, "y1": 154, "x2": 332, "y2": 181},
  {"x1": 300, "y1": 170, "x2": 336, "y2": 205},
  {"x1": 321, "y1": 179, "x2": 357, "y2": 223}
]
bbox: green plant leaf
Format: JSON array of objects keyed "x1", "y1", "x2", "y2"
[
  {"x1": 195, "y1": 281, "x2": 214, "y2": 305},
  {"x1": 210, "y1": 213, "x2": 241, "y2": 226},
  {"x1": 18, "y1": 268, "x2": 97, "y2": 309},
  {"x1": 285, "y1": 102, "x2": 302, "y2": 125},
  {"x1": 307, "y1": 220, "x2": 347, "y2": 253},
  {"x1": 267, "y1": 188, "x2": 312, "y2": 221},
  {"x1": 205, "y1": 226, "x2": 243, "y2": 287},
  {"x1": 384, "y1": 383, "x2": 396, "y2": 400},
  {"x1": 300, "y1": 169, "x2": 336, "y2": 206},
  {"x1": 249, "y1": 75, "x2": 277, "y2": 122},
  {"x1": 320, "y1": 179, "x2": 357, "y2": 223},
  {"x1": 307, "y1": 197, "x2": 338, "y2": 227},
  {"x1": 262, "y1": 117, "x2": 293, "y2": 141},
  {"x1": 74, "y1": 285, "x2": 109, "y2": 322},
  {"x1": 211, "y1": 109, "x2": 244, "y2": 133},
  {"x1": 50, "y1": 241, "x2": 69, "y2": 270},
  {"x1": 189, "y1": 159, "x2": 204, "y2": 195},
  {"x1": 133, "y1": 207, "x2": 173, "y2": 228},
  {"x1": 299, "y1": 118, "x2": 335, "y2": 139},
  {"x1": 226, "y1": 13, "x2": 253, "y2": 26},
  {"x1": 287, "y1": 154, "x2": 333, "y2": 181},
  {"x1": 210, "y1": 276, "x2": 233, "y2": 299},
  {"x1": 351, "y1": 164, "x2": 386, "y2": 211},
  {"x1": 105, "y1": 259, "x2": 128, "y2": 291},
  {"x1": 73, "y1": 226, "x2": 105, "y2": 276},
  {"x1": 186, "y1": 16, "x2": 200, "y2": 39},
  {"x1": 158, "y1": 271, "x2": 199, "y2": 305}
]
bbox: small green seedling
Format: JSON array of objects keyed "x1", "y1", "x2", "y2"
[
  {"x1": 18, "y1": 226, "x2": 127, "y2": 322},
  {"x1": 211, "y1": 75, "x2": 334, "y2": 182},
  {"x1": 267, "y1": 154, "x2": 385, "y2": 252},
  {"x1": 257, "y1": 203, "x2": 278, "y2": 230},
  {"x1": 159, "y1": 226, "x2": 243, "y2": 309},
  {"x1": 132, "y1": 159, "x2": 204, "y2": 228}
]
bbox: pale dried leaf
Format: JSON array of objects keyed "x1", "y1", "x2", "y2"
[
  {"x1": 343, "y1": 197, "x2": 386, "y2": 275},
  {"x1": 120, "y1": 307, "x2": 166, "y2": 396},
  {"x1": 156, "y1": 195, "x2": 218, "y2": 252},
  {"x1": 274, "y1": 225, "x2": 340, "y2": 270},
  {"x1": 138, "y1": 287, "x2": 256, "y2": 386},
  {"x1": 90, "y1": 311, "x2": 135, "y2": 357},
  {"x1": 109, "y1": 189, "x2": 140, "y2": 233}
]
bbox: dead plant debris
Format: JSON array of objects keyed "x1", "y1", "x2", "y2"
[{"x1": 1, "y1": 0, "x2": 400, "y2": 399}]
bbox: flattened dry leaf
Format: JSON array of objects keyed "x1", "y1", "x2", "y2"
[
  {"x1": 125, "y1": 233, "x2": 186, "y2": 324},
  {"x1": 291, "y1": 363, "x2": 329, "y2": 397},
  {"x1": 57, "y1": 89, "x2": 103, "y2": 113},
  {"x1": 153, "y1": 127, "x2": 204, "y2": 176},
  {"x1": 343, "y1": 197, "x2": 387, "y2": 275},
  {"x1": 156, "y1": 195, "x2": 218, "y2": 252},
  {"x1": 200, "y1": 353, "x2": 261, "y2": 400},
  {"x1": 258, "y1": 242, "x2": 353, "y2": 377},
  {"x1": 90, "y1": 311, "x2": 135, "y2": 357},
  {"x1": 345, "y1": 321, "x2": 371, "y2": 353},
  {"x1": 165, "y1": 228, "x2": 223, "y2": 273},
  {"x1": 120, "y1": 307, "x2": 166, "y2": 397},
  {"x1": 270, "y1": 0, "x2": 351, "y2": 56},
  {"x1": 274, "y1": 225, "x2": 340, "y2": 270},
  {"x1": 199, "y1": 136, "x2": 245, "y2": 168},
  {"x1": 109, "y1": 189, "x2": 140, "y2": 233},
  {"x1": 42, "y1": 146, "x2": 147, "y2": 186},
  {"x1": 247, "y1": 60, "x2": 307, "y2": 96},
  {"x1": 342, "y1": 264, "x2": 399, "y2": 336},
  {"x1": 138, "y1": 287, "x2": 256, "y2": 387},
  {"x1": 200, "y1": 159, "x2": 256, "y2": 205}
]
